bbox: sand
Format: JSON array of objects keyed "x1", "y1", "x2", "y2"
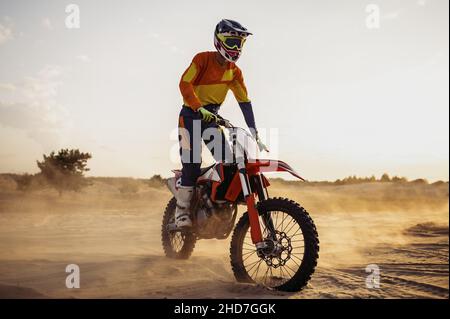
[{"x1": 0, "y1": 179, "x2": 448, "y2": 298}]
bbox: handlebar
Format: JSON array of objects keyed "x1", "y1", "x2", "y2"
[
  {"x1": 214, "y1": 115, "x2": 255, "y2": 140},
  {"x1": 213, "y1": 115, "x2": 269, "y2": 153},
  {"x1": 215, "y1": 115, "x2": 234, "y2": 129}
]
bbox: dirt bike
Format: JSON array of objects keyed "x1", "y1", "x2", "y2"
[{"x1": 161, "y1": 117, "x2": 319, "y2": 292}]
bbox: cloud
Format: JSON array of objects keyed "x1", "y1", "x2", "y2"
[
  {"x1": 0, "y1": 101, "x2": 63, "y2": 150},
  {"x1": 0, "y1": 83, "x2": 16, "y2": 91},
  {"x1": 19, "y1": 65, "x2": 63, "y2": 101},
  {"x1": 170, "y1": 45, "x2": 180, "y2": 53},
  {"x1": 148, "y1": 32, "x2": 185, "y2": 54},
  {"x1": 76, "y1": 55, "x2": 91, "y2": 63},
  {"x1": 42, "y1": 17, "x2": 53, "y2": 30},
  {"x1": 382, "y1": 11, "x2": 400, "y2": 20},
  {"x1": 149, "y1": 32, "x2": 160, "y2": 39},
  {"x1": 417, "y1": 0, "x2": 427, "y2": 6},
  {"x1": 0, "y1": 23, "x2": 13, "y2": 45},
  {"x1": 0, "y1": 66, "x2": 67, "y2": 149}
]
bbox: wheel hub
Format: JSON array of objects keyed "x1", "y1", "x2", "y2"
[{"x1": 261, "y1": 231, "x2": 293, "y2": 268}]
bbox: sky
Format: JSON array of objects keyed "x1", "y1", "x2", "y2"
[{"x1": 0, "y1": 0, "x2": 448, "y2": 181}]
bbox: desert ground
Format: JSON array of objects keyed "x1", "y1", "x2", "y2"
[{"x1": 0, "y1": 176, "x2": 448, "y2": 299}]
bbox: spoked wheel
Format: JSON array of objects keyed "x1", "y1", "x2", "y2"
[
  {"x1": 230, "y1": 197, "x2": 319, "y2": 292},
  {"x1": 161, "y1": 197, "x2": 196, "y2": 259}
]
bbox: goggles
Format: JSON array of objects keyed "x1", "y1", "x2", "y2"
[{"x1": 217, "y1": 33, "x2": 247, "y2": 51}]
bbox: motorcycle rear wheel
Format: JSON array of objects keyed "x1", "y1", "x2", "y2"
[
  {"x1": 230, "y1": 197, "x2": 319, "y2": 292},
  {"x1": 161, "y1": 197, "x2": 197, "y2": 259}
]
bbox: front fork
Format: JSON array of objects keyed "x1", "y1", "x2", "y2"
[{"x1": 237, "y1": 162, "x2": 269, "y2": 248}]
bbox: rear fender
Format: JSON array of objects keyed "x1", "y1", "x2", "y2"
[{"x1": 171, "y1": 169, "x2": 182, "y2": 179}]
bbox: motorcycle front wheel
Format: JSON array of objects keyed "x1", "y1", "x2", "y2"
[{"x1": 230, "y1": 197, "x2": 319, "y2": 292}]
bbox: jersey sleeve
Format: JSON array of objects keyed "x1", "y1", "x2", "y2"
[
  {"x1": 230, "y1": 66, "x2": 256, "y2": 132},
  {"x1": 239, "y1": 101, "x2": 257, "y2": 133},
  {"x1": 179, "y1": 54, "x2": 203, "y2": 110},
  {"x1": 229, "y1": 66, "x2": 251, "y2": 103}
]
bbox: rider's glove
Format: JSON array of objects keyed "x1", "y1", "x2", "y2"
[
  {"x1": 198, "y1": 107, "x2": 217, "y2": 123},
  {"x1": 255, "y1": 135, "x2": 269, "y2": 152}
]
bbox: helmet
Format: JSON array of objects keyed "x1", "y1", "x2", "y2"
[{"x1": 214, "y1": 19, "x2": 252, "y2": 63}]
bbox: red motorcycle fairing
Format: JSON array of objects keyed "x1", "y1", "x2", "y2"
[
  {"x1": 172, "y1": 160, "x2": 303, "y2": 203},
  {"x1": 223, "y1": 171, "x2": 270, "y2": 202},
  {"x1": 210, "y1": 163, "x2": 224, "y2": 200},
  {"x1": 222, "y1": 159, "x2": 304, "y2": 202},
  {"x1": 246, "y1": 159, "x2": 305, "y2": 181}
]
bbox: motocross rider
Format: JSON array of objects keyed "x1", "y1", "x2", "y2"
[{"x1": 170, "y1": 19, "x2": 268, "y2": 228}]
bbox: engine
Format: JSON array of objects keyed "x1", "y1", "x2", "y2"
[{"x1": 195, "y1": 185, "x2": 237, "y2": 239}]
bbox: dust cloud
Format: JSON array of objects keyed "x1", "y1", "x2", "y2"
[{"x1": 0, "y1": 175, "x2": 448, "y2": 298}]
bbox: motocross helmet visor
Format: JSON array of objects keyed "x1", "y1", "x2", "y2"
[{"x1": 222, "y1": 36, "x2": 246, "y2": 51}]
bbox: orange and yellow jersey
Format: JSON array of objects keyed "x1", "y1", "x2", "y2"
[{"x1": 179, "y1": 51, "x2": 250, "y2": 110}]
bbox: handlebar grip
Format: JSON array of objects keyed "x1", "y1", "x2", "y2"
[{"x1": 216, "y1": 117, "x2": 232, "y2": 128}]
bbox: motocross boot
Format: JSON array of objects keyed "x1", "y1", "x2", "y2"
[{"x1": 167, "y1": 178, "x2": 193, "y2": 228}]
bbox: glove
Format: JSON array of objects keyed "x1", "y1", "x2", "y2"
[
  {"x1": 256, "y1": 135, "x2": 269, "y2": 152},
  {"x1": 198, "y1": 107, "x2": 217, "y2": 123}
]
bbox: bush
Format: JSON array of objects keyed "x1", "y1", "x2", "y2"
[
  {"x1": 391, "y1": 176, "x2": 408, "y2": 183},
  {"x1": 118, "y1": 180, "x2": 140, "y2": 194},
  {"x1": 431, "y1": 181, "x2": 447, "y2": 187},
  {"x1": 146, "y1": 174, "x2": 166, "y2": 188},
  {"x1": 37, "y1": 149, "x2": 92, "y2": 195},
  {"x1": 0, "y1": 174, "x2": 21, "y2": 192},
  {"x1": 14, "y1": 173, "x2": 35, "y2": 192},
  {"x1": 411, "y1": 178, "x2": 429, "y2": 185}
]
